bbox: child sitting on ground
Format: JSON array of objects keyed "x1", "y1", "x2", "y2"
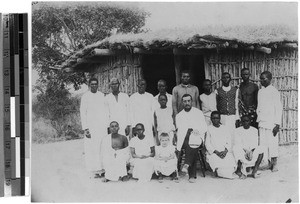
[{"x1": 154, "y1": 133, "x2": 178, "y2": 183}]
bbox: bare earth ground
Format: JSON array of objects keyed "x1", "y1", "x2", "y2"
[{"x1": 31, "y1": 139, "x2": 299, "y2": 203}]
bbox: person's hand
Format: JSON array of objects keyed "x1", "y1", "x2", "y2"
[
  {"x1": 245, "y1": 150, "x2": 253, "y2": 161},
  {"x1": 84, "y1": 129, "x2": 91, "y2": 138},
  {"x1": 272, "y1": 125, "x2": 280, "y2": 136}
]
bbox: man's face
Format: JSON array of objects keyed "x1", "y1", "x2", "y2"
[
  {"x1": 260, "y1": 74, "x2": 271, "y2": 87},
  {"x1": 157, "y1": 81, "x2": 167, "y2": 94},
  {"x1": 110, "y1": 81, "x2": 120, "y2": 93},
  {"x1": 160, "y1": 137, "x2": 170, "y2": 147},
  {"x1": 181, "y1": 73, "x2": 190, "y2": 85},
  {"x1": 211, "y1": 113, "x2": 221, "y2": 127},
  {"x1": 203, "y1": 81, "x2": 212, "y2": 92},
  {"x1": 137, "y1": 80, "x2": 146, "y2": 94},
  {"x1": 241, "y1": 116, "x2": 251, "y2": 129},
  {"x1": 89, "y1": 80, "x2": 98, "y2": 93},
  {"x1": 241, "y1": 70, "x2": 250, "y2": 82},
  {"x1": 135, "y1": 125, "x2": 144, "y2": 137},
  {"x1": 158, "y1": 95, "x2": 167, "y2": 107},
  {"x1": 182, "y1": 95, "x2": 192, "y2": 111},
  {"x1": 110, "y1": 122, "x2": 120, "y2": 134},
  {"x1": 221, "y1": 74, "x2": 231, "y2": 86}
]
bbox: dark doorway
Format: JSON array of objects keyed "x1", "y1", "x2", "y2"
[
  {"x1": 141, "y1": 54, "x2": 176, "y2": 96},
  {"x1": 176, "y1": 55, "x2": 206, "y2": 94}
]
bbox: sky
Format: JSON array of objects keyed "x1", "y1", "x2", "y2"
[{"x1": 138, "y1": 2, "x2": 297, "y2": 30}]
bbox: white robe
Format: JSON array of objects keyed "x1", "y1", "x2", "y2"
[
  {"x1": 257, "y1": 85, "x2": 282, "y2": 162},
  {"x1": 154, "y1": 145, "x2": 177, "y2": 176},
  {"x1": 80, "y1": 91, "x2": 109, "y2": 172},
  {"x1": 206, "y1": 125, "x2": 236, "y2": 179},
  {"x1": 199, "y1": 92, "x2": 217, "y2": 126},
  {"x1": 129, "y1": 92, "x2": 155, "y2": 141},
  {"x1": 105, "y1": 92, "x2": 130, "y2": 135},
  {"x1": 130, "y1": 137, "x2": 155, "y2": 182},
  {"x1": 233, "y1": 127, "x2": 264, "y2": 175},
  {"x1": 175, "y1": 107, "x2": 207, "y2": 150},
  {"x1": 101, "y1": 134, "x2": 130, "y2": 181}
]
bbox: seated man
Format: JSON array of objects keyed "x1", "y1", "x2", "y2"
[
  {"x1": 130, "y1": 123, "x2": 155, "y2": 182},
  {"x1": 175, "y1": 94, "x2": 207, "y2": 183},
  {"x1": 101, "y1": 121, "x2": 130, "y2": 182},
  {"x1": 233, "y1": 115, "x2": 264, "y2": 179},
  {"x1": 205, "y1": 111, "x2": 237, "y2": 179},
  {"x1": 154, "y1": 133, "x2": 178, "y2": 183}
]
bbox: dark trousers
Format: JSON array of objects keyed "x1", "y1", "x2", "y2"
[{"x1": 181, "y1": 129, "x2": 199, "y2": 179}]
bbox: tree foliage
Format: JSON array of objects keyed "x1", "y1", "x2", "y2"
[{"x1": 32, "y1": 2, "x2": 149, "y2": 89}]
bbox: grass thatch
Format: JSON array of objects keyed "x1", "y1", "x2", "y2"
[{"x1": 61, "y1": 24, "x2": 297, "y2": 68}]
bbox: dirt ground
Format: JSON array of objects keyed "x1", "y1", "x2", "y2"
[{"x1": 31, "y1": 139, "x2": 299, "y2": 203}]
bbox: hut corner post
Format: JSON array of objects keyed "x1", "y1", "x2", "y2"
[{"x1": 174, "y1": 55, "x2": 182, "y2": 85}]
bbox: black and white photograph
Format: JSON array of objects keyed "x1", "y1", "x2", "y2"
[{"x1": 31, "y1": 1, "x2": 298, "y2": 203}]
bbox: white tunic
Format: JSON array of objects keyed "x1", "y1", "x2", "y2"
[
  {"x1": 130, "y1": 137, "x2": 155, "y2": 182},
  {"x1": 105, "y1": 92, "x2": 130, "y2": 135},
  {"x1": 199, "y1": 92, "x2": 217, "y2": 125},
  {"x1": 129, "y1": 92, "x2": 155, "y2": 139},
  {"x1": 154, "y1": 145, "x2": 177, "y2": 176},
  {"x1": 257, "y1": 85, "x2": 282, "y2": 129},
  {"x1": 175, "y1": 107, "x2": 207, "y2": 150},
  {"x1": 154, "y1": 107, "x2": 175, "y2": 133},
  {"x1": 154, "y1": 92, "x2": 173, "y2": 111},
  {"x1": 233, "y1": 127, "x2": 264, "y2": 175},
  {"x1": 80, "y1": 91, "x2": 109, "y2": 172},
  {"x1": 205, "y1": 125, "x2": 236, "y2": 178}
]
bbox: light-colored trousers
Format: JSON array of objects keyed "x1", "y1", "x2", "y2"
[{"x1": 259, "y1": 127, "x2": 278, "y2": 161}]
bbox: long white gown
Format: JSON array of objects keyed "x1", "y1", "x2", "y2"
[{"x1": 80, "y1": 91, "x2": 109, "y2": 172}]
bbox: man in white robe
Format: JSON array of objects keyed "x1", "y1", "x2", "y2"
[
  {"x1": 105, "y1": 78, "x2": 131, "y2": 136},
  {"x1": 101, "y1": 121, "x2": 130, "y2": 182},
  {"x1": 257, "y1": 71, "x2": 282, "y2": 172},
  {"x1": 176, "y1": 94, "x2": 207, "y2": 183},
  {"x1": 233, "y1": 115, "x2": 264, "y2": 179},
  {"x1": 80, "y1": 78, "x2": 109, "y2": 177},
  {"x1": 129, "y1": 79, "x2": 155, "y2": 141},
  {"x1": 205, "y1": 111, "x2": 237, "y2": 179}
]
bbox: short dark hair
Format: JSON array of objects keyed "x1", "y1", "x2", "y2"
[
  {"x1": 241, "y1": 115, "x2": 250, "y2": 121},
  {"x1": 157, "y1": 79, "x2": 167, "y2": 85},
  {"x1": 135, "y1": 123, "x2": 145, "y2": 130},
  {"x1": 203, "y1": 79, "x2": 212, "y2": 85},
  {"x1": 181, "y1": 70, "x2": 190, "y2": 76},
  {"x1": 222, "y1": 72, "x2": 231, "y2": 78},
  {"x1": 261, "y1": 71, "x2": 272, "y2": 80},
  {"x1": 110, "y1": 121, "x2": 119, "y2": 126},
  {"x1": 241, "y1": 68, "x2": 250, "y2": 73},
  {"x1": 89, "y1": 77, "x2": 98, "y2": 84},
  {"x1": 211, "y1": 111, "x2": 220, "y2": 118},
  {"x1": 158, "y1": 93, "x2": 167, "y2": 100},
  {"x1": 182, "y1": 93, "x2": 192, "y2": 101}
]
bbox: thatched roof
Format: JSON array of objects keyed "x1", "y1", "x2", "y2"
[{"x1": 59, "y1": 24, "x2": 297, "y2": 70}]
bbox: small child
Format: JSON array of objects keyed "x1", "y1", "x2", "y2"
[
  {"x1": 154, "y1": 133, "x2": 178, "y2": 183},
  {"x1": 154, "y1": 94, "x2": 176, "y2": 145}
]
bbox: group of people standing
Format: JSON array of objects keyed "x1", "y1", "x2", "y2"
[{"x1": 80, "y1": 68, "x2": 282, "y2": 183}]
